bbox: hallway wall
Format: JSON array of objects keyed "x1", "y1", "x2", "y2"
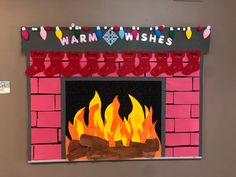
[{"x1": 0, "y1": 0, "x2": 235, "y2": 177}]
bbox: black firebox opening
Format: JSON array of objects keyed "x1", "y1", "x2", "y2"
[{"x1": 65, "y1": 79, "x2": 163, "y2": 142}]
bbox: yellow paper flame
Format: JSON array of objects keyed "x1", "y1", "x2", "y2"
[{"x1": 68, "y1": 91, "x2": 159, "y2": 147}]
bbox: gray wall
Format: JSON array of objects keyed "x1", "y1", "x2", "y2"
[{"x1": 0, "y1": 0, "x2": 235, "y2": 177}]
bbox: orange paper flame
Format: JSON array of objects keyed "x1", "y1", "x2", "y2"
[{"x1": 67, "y1": 91, "x2": 161, "y2": 154}]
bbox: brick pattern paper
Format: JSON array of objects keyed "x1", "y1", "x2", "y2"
[{"x1": 29, "y1": 52, "x2": 201, "y2": 161}]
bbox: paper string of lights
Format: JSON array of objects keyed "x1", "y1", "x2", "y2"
[{"x1": 21, "y1": 24, "x2": 211, "y2": 42}]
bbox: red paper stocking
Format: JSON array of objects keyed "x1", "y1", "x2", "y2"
[
  {"x1": 117, "y1": 51, "x2": 136, "y2": 76},
  {"x1": 62, "y1": 51, "x2": 82, "y2": 77},
  {"x1": 133, "y1": 51, "x2": 151, "y2": 76},
  {"x1": 150, "y1": 52, "x2": 171, "y2": 76},
  {"x1": 182, "y1": 50, "x2": 200, "y2": 75},
  {"x1": 80, "y1": 51, "x2": 100, "y2": 76},
  {"x1": 98, "y1": 51, "x2": 117, "y2": 76},
  {"x1": 44, "y1": 51, "x2": 64, "y2": 76},
  {"x1": 168, "y1": 51, "x2": 185, "y2": 75},
  {"x1": 25, "y1": 50, "x2": 46, "y2": 76}
]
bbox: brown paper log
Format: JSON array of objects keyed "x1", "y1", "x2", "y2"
[
  {"x1": 79, "y1": 134, "x2": 109, "y2": 148},
  {"x1": 67, "y1": 136, "x2": 159, "y2": 161},
  {"x1": 67, "y1": 140, "x2": 88, "y2": 160}
]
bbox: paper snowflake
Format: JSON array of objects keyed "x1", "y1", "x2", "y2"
[{"x1": 103, "y1": 28, "x2": 119, "y2": 46}]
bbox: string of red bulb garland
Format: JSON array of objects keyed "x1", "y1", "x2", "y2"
[
  {"x1": 25, "y1": 50, "x2": 201, "y2": 77},
  {"x1": 21, "y1": 24, "x2": 211, "y2": 41}
]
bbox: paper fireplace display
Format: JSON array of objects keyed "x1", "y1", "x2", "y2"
[{"x1": 21, "y1": 26, "x2": 210, "y2": 163}]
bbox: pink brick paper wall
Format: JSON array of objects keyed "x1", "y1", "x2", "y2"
[
  {"x1": 165, "y1": 74, "x2": 200, "y2": 157},
  {"x1": 30, "y1": 54, "x2": 62, "y2": 160},
  {"x1": 29, "y1": 52, "x2": 201, "y2": 160}
]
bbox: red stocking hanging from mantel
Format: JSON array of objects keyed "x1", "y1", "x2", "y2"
[
  {"x1": 182, "y1": 50, "x2": 201, "y2": 75},
  {"x1": 25, "y1": 50, "x2": 46, "y2": 76},
  {"x1": 44, "y1": 51, "x2": 64, "y2": 76},
  {"x1": 117, "y1": 51, "x2": 136, "y2": 76},
  {"x1": 62, "y1": 51, "x2": 82, "y2": 77},
  {"x1": 168, "y1": 51, "x2": 185, "y2": 75},
  {"x1": 133, "y1": 51, "x2": 151, "y2": 76},
  {"x1": 98, "y1": 51, "x2": 117, "y2": 76},
  {"x1": 80, "y1": 51, "x2": 100, "y2": 76},
  {"x1": 150, "y1": 52, "x2": 171, "y2": 76}
]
